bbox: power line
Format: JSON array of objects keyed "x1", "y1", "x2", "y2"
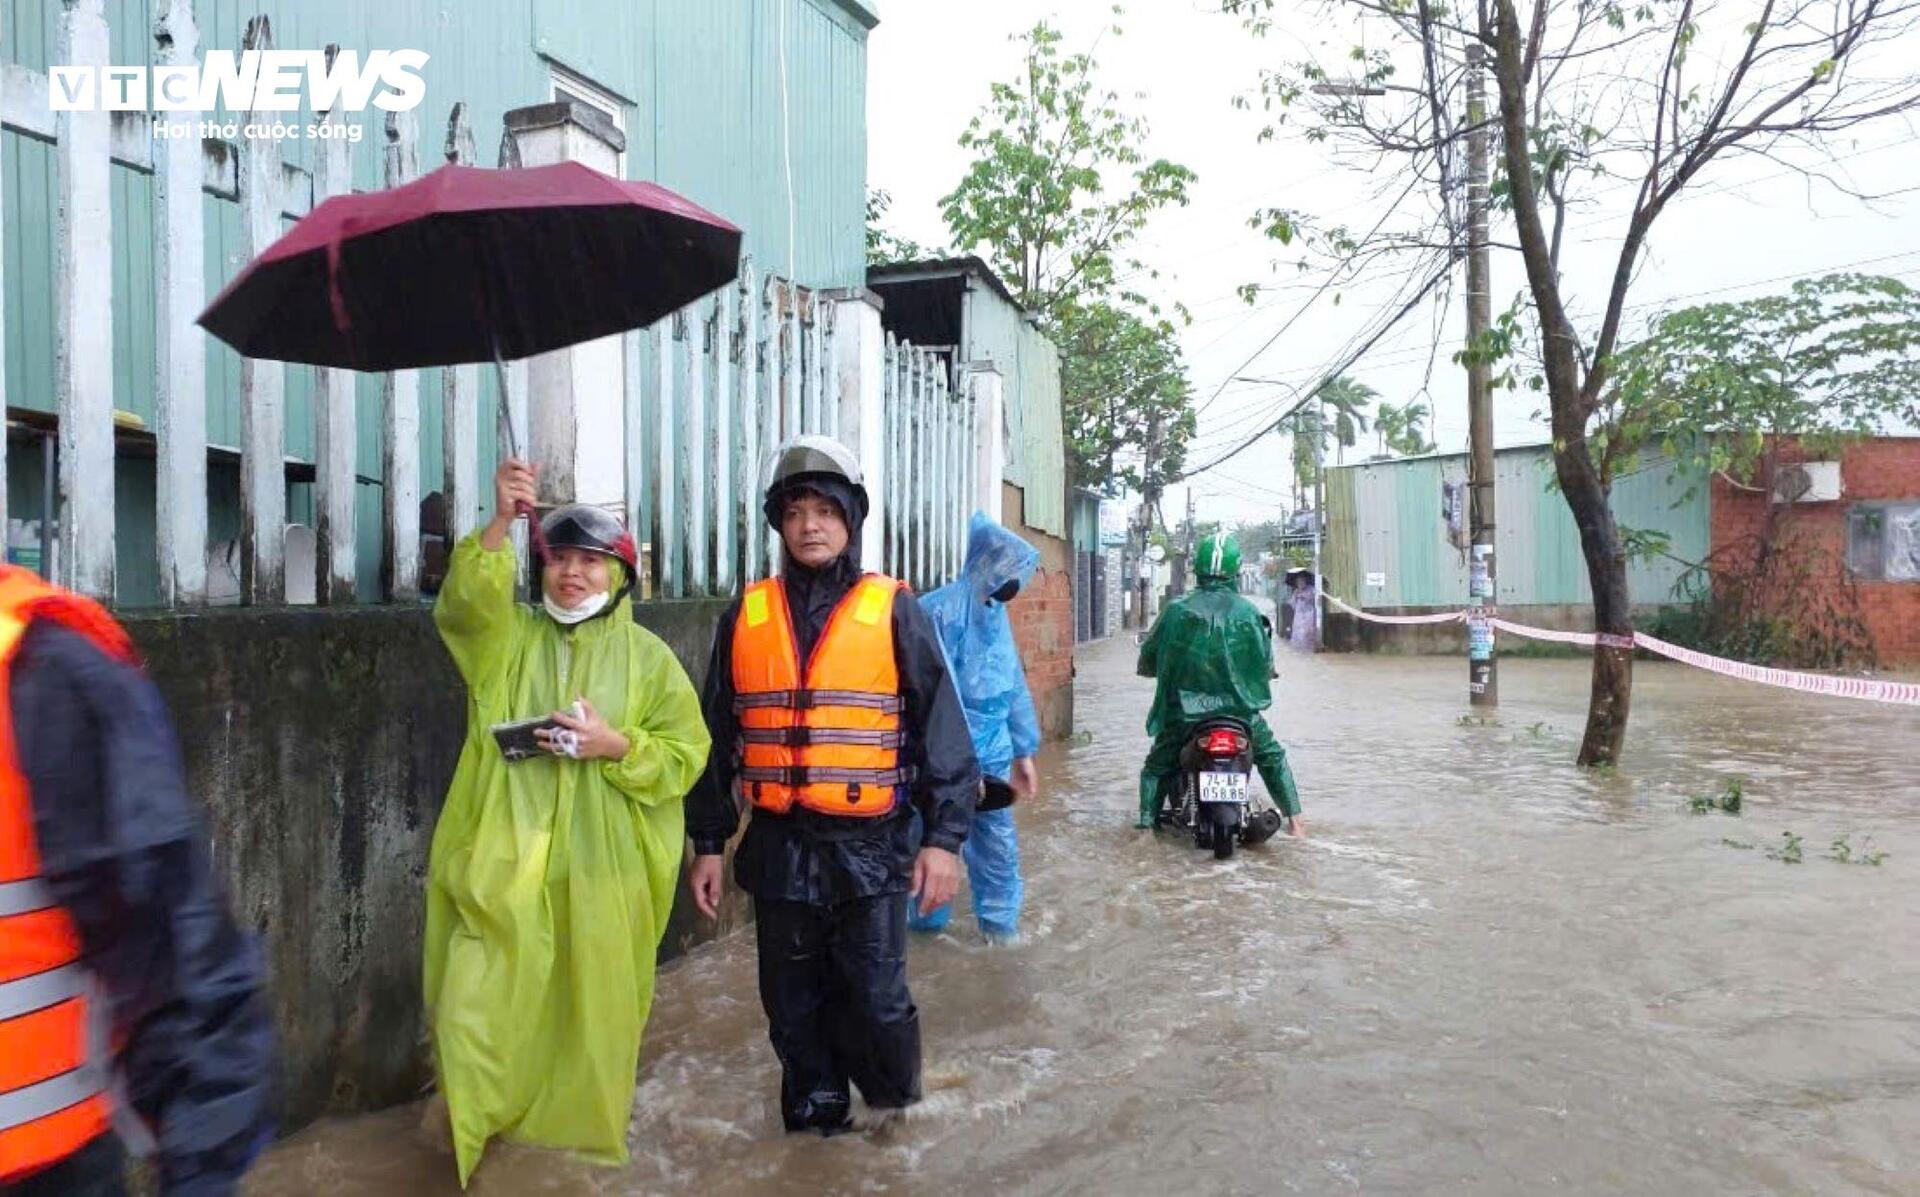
[
  {"x1": 1176, "y1": 264, "x2": 1455, "y2": 481},
  {"x1": 1189, "y1": 176, "x2": 1434, "y2": 420},
  {"x1": 1189, "y1": 244, "x2": 1920, "y2": 438}
]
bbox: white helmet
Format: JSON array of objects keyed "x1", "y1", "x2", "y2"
[{"x1": 763, "y1": 435, "x2": 869, "y2": 526}]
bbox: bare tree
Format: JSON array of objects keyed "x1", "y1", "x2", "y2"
[{"x1": 1229, "y1": 0, "x2": 1920, "y2": 764}]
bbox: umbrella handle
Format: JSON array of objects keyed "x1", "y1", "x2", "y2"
[{"x1": 485, "y1": 347, "x2": 544, "y2": 554}]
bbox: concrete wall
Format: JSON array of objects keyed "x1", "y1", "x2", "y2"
[
  {"x1": 124, "y1": 596, "x2": 735, "y2": 1133},
  {"x1": 1003, "y1": 482, "x2": 1075, "y2": 737}
]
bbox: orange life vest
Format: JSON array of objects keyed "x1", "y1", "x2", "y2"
[
  {"x1": 730, "y1": 574, "x2": 911, "y2": 818},
  {"x1": 0, "y1": 567, "x2": 133, "y2": 1183}
]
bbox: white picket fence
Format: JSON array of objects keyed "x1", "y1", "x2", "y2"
[
  {"x1": 883, "y1": 338, "x2": 973, "y2": 591},
  {"x1": 2, "y1": 1, "x2": 984, "y2": 609},
  {"x1": 638, "y1": 265, "x2": 977, "y2": 598}
]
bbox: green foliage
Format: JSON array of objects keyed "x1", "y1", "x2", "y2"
[
  {"x1": 1637, "y1": 526, "x2": 1876, "y2": 671},
  {"x1": 1827, "y1": 834, "x2": 1888, "y2": 866},
  {"x1": 1604, "y1": 274, "x2": 1920, "y2": 486},
  {"x1": 1768, "y1": 831, "x2": 1805, "y2": 864},
  {"x1": 1320, "y1": 375, "x2": 1375, "y2": 463},
  {"x1": 940, "y1": 17, "x2": 1198, "y2": 494},
  {"x1": 1059, "y1": 300, "x2": 1195, "y2": 493},
  {"x1": 1687, "y1": 778, "x2": 1744, "y2": 815},
  {"x1": 1372, "y1": 400, "x2": 1437, "y2": 457},
  {"x1": 1232, "y1": 519, "x2": 1293, "y2": 559},
  {"x1": 940, "y1": 18, "x2": 1196, "y2": 321},
  {"x1": 864, "y1": 189, "x2": 931, "y2": 266}
]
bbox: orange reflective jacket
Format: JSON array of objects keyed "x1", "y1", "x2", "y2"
[
  {"x1": 0, "y1": 568, "x2": 132, "y2": 1182},
  {"x1": 730, "y1": 574, "x2": 910, "y2": 818}
]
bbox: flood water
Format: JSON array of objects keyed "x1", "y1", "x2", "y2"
[{"x1": 247, "y1": 640, "x2": 1920, "y2": 1195}]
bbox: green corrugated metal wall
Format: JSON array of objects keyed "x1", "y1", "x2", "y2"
[
  {"x1": 962, "y1": 285, "x2": 1066, "y2": 538},
  {"x1": 1325, "y1": 444, "x2": 1709, "y2": 609},
  {"x1": 3, "y1": 0, "x2": 869, "y2": 604}
]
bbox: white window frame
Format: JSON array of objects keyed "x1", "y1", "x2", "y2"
[{"x1": 1849, "y1": 500, "x2": 1920, "y2": 583}]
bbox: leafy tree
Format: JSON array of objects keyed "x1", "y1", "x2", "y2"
[
  {"x1": 1059, "y1": 300, "x2": 1197, "y2": 495},
  {"x1": 940, "y1": 17, "x2": 1199, "y2": 495},
  {"x1": 942, "y1": 19, "x2": 1197, "y2": 320},
  {"x1": 1606, "y1": 274, "x2": 1920, "y2": 484},
  {"x1": 1609, "y1": 274, "x2": 1920, "y2": 666},
  {"x1": 1225, "y1": 0, "x2": 1920, "y2": 765},
  {"x1": 865, "y1": 188, "x2": 932, "y2": 266}
]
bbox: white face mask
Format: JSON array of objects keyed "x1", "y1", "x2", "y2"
[{"x1": 543, "y1": 589, "x2": 611, "y2": 626}]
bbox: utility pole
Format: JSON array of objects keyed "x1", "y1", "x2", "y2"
[
  {"x1": 1138, "y1": 411, "x2": 1163, "y2": 626},
  {"x1": 1464, "y1": 35, "x2": 1498, "y2": 707},
  {"x1": 1176, "y1": 486, "x2": 1197, "y2": 596},
  {"x1": 1311, "y1": 397, "x2": 1324, "y2": 651}
]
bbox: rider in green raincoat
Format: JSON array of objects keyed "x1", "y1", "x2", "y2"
[
  {"x1": 1136, "y1": 531, "x2": 1303, "y2": 833},
  {"x1": 425, "y1": 460, "x2": 710, "y2": 1185}
]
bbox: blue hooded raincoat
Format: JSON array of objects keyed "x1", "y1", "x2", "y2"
[{"x1": 911, "y1": 512, "x2": 1041, "y2": 938}]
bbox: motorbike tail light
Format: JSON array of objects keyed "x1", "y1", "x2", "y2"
[{"x1": 1202, "y1": 729, "x2": 1248, "y2": 755}]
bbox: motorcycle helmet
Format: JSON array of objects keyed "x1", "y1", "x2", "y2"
[
  {"x1": 540, "y1": 504, "x2": 640, "y2": 570},
  {"x1": 762, "y1": 435, "x2": 870, "y2": 529},
  {"x1": 1194, "y1": 531, "x2": 1240, "y2": 579}
]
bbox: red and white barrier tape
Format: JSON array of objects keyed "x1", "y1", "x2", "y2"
[
  {"x1": 1327, "y1": 597, "x2": 1920, "y2": 707},
  {"x1": 1325, "y1": 595, "x2": 1465, "y2": 625},
  {"x1": 1633, "y1": 630, "x2": 1920, "y2": 707}
]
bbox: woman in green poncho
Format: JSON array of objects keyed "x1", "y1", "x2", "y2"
[{"x1": 425, "y1": 459, "x2": 710, "y2": 1184}]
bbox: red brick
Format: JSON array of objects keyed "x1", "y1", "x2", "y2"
[{"x1": 1709, "y1": 437, "x2": 1920, "y2": 663}]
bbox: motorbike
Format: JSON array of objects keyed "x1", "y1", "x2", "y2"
[{"x1": 1159, "y1": 716, "x2": 1284, "y2": 859}]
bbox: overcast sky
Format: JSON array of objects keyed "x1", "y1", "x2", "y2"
[{"x1": 865, "y1": 1, "x2": 1920, "y2": 528}]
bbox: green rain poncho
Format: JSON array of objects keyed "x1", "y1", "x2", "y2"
[
  {"x1": 1137, "y1": 576, "x2": 1277, "y2": 734},
  {"x1": 425, "y1": 535, "x2": 710, "y2": 1184}
]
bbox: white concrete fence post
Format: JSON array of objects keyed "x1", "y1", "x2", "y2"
[
  {"x1": 501, "y1": 101, "x2": 628, "y2": 532},
  {"x1": 153, "y1": 0, "x2": 208, "y2": 606},
  {"x1": 441, "y1": 104, "x2": 480, "y2": 544},
  {"x1": 968, "y1": 363, "x2": 1006, "y2": 525},
  {"x1": 312, "y1": 45, "x2": 357, "y2": 604},
  {"x1": 381, "y1": 109, "x2": 423, "y2": 600},
  {"x1": 237, "y1": 15, "x2": 285, "y2": 603},
  {"x1": 829, "y1": 289, "x2": 886, "y2": 569},
  {"x1": 55, "y1": 0, "x2": 116, "y2": 601}
]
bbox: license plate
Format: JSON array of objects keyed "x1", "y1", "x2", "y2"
[{"x1": 1198, "y1": 772, "x2": 1249, "y2": 804}]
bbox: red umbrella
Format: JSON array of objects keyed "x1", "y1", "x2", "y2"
[
  {"x1": 200, "y1": 160, "x2": 741, "y2": 373},
  {"x1": 198, "y1": 160, "x2": 740, "y2": 538}
]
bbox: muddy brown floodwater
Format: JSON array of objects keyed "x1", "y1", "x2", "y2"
[{"x1": 246, "y1": 640, "x2": 1920, "y2": 1195}]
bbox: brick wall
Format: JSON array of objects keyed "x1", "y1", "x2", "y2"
[
  {"x1": 1003, "y1": 482, "x2": 1076, "y2": 737},
  {"x1": 1709, "y1": 437, "x2": 1920, "y2": 664}
]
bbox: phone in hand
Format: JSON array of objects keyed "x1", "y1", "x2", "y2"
[
  {"x1": 491, "y1": 701, "x2": 588, "y2": 762},
  {"x1": 491, "y1": 715, "x2": 565, "y2": 762}
]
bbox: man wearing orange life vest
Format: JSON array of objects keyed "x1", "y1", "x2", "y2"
[
  {"x1": 687, "y1": 436, "x2": 979, "y2": 1135},
  {"x1": 0, "y1": 567, "x2": 274, "y2": 1196}
]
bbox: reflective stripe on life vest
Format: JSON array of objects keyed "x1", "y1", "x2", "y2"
[{"x1": 730, "y1": 574, "x2": 907, "y2": 817}]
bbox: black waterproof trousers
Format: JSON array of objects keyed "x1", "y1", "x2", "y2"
[
  {"x1": 3, "y1": 1137, "x2": 126, "y2": 1197},
  {"x1": 754, "y1": 896, "x2": 923, "y2": 1132}
]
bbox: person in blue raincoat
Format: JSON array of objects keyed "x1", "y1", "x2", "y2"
[{"x1": 909, "y1": 512, "x2": 1042, "y2": 942}]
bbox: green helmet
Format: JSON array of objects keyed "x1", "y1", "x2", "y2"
[{"x1": 1194, "y1": 531, "x2": 1240, "y2": 579}]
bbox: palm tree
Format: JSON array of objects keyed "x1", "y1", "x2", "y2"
[
  {"x1": 1318, "y1": 375, "x2": 1376, "y2": 466},
  {"x1": 1373, "y1": 401, "x2": 1406, "y2": 457},
  {"x1": 1395, "y1": 401, "x2": 1436, "y2": 455},
  {"x1": 1373, "y1": 399, "x2": 1438, "y2": 458}
]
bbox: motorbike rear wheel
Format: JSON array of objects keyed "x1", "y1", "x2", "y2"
[{"x1": 1211, "y1": 807, "x2": 1237, "y2": 860}]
